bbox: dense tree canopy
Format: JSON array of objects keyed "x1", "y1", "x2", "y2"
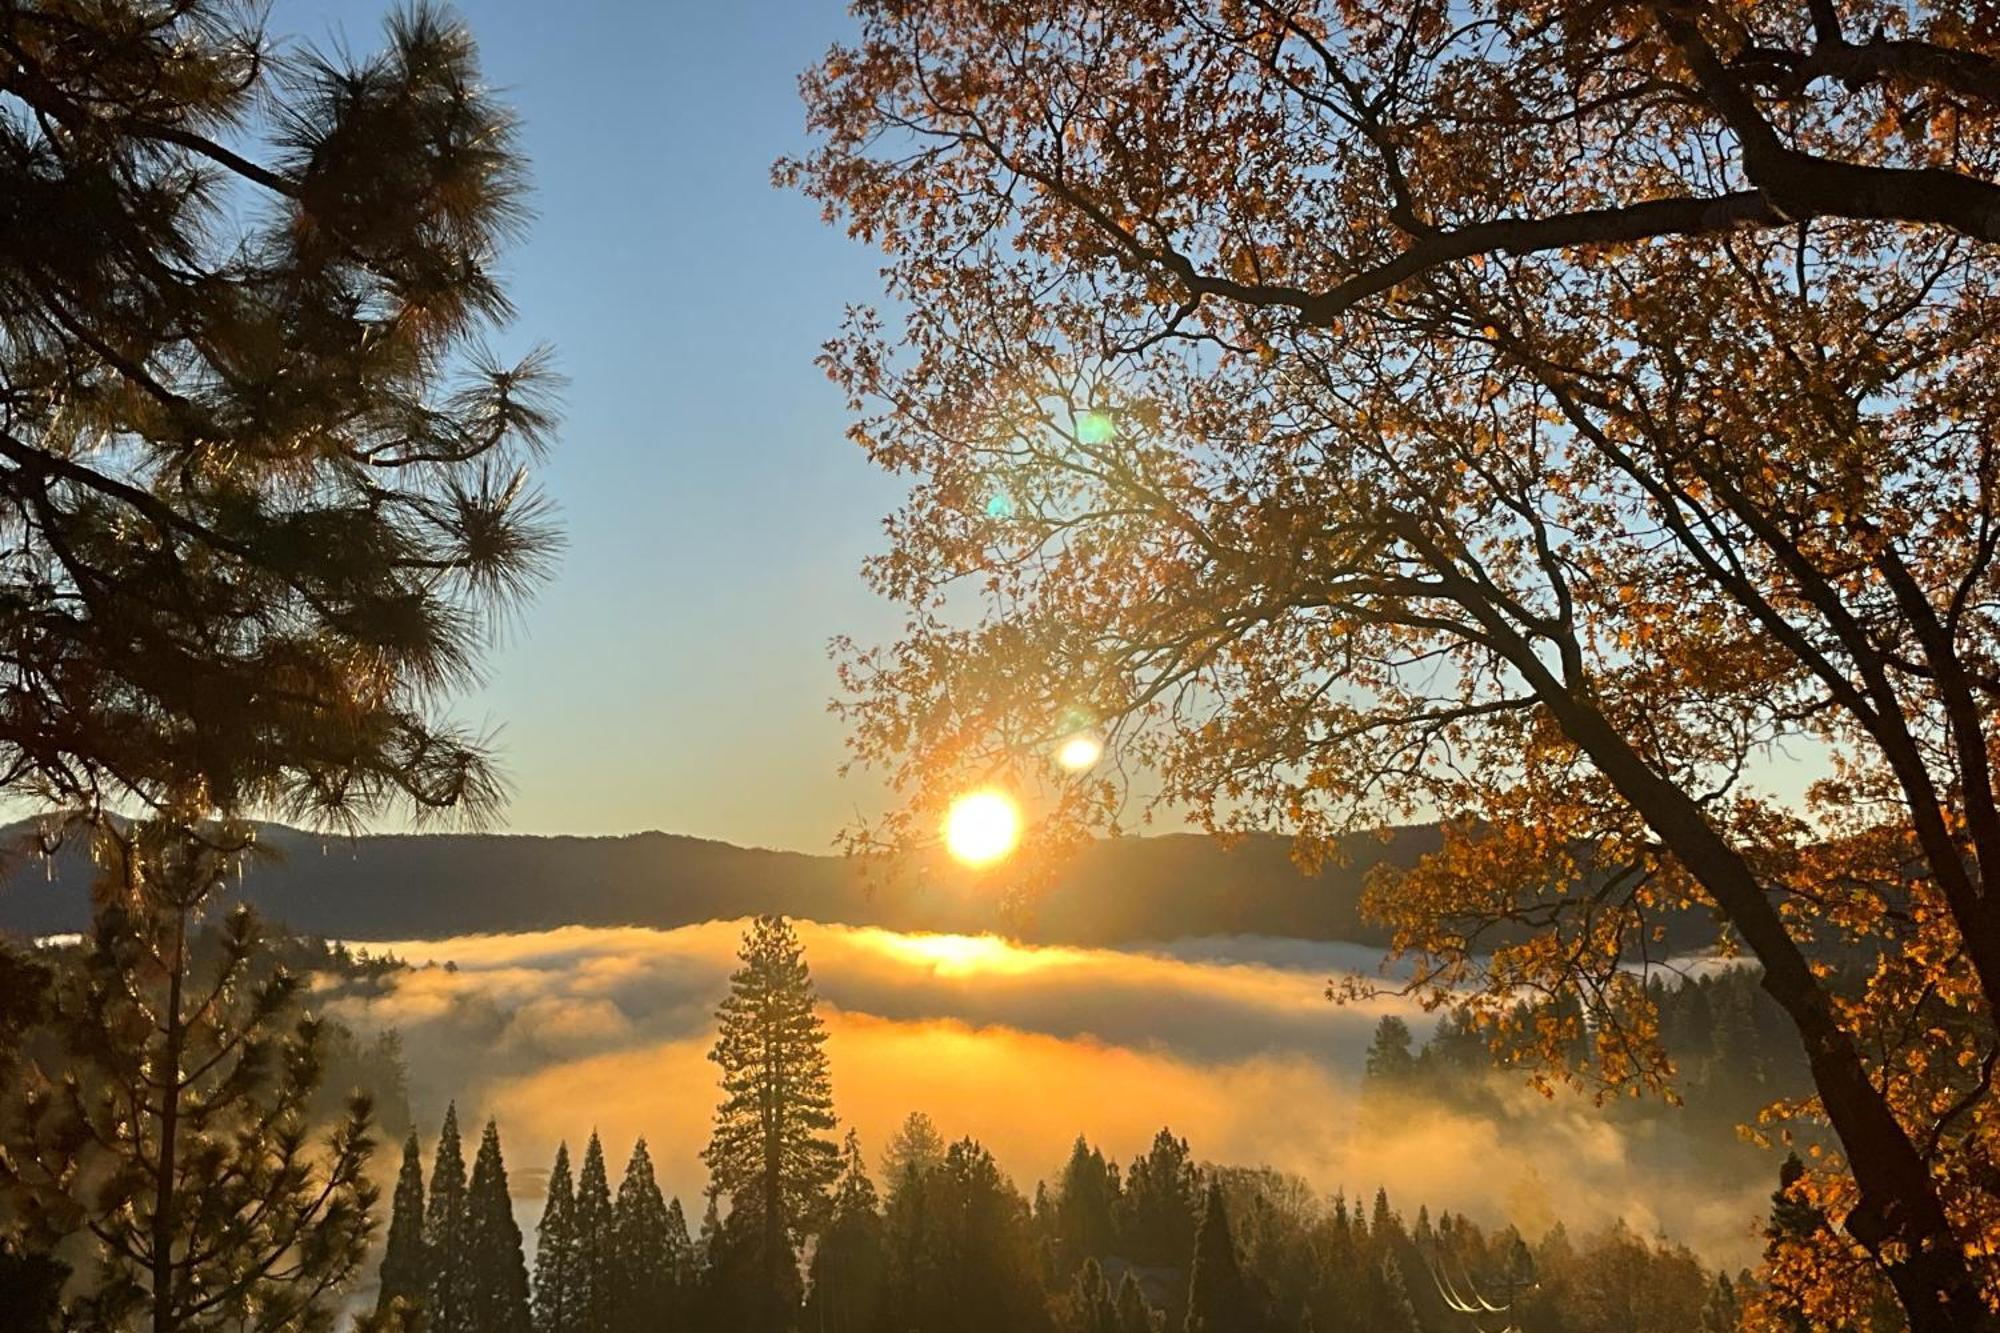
[
  {"x1": 793, "y1": 3, "x2": 2000, "y2": 1326},
  {"x1": 0, "y1": 0, "x2": 557, "y2": 830}
]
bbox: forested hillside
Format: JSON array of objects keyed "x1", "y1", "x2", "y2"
[{"x1": 0, "y1": 822, "x2": 1725, "y2": 954}]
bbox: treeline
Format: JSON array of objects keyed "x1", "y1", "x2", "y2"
[
  {"x1": 399, "y1": 915, "x2": 1768, "y2": 1333},
  {"x1": 1364, "y1": 964, "x2": 1821, "y2": 1137},
  {"x1": 1, "y1": 905, "x2": 1822, "y2": 1332},
  {"x1": 383, "y1": 1111, "x2": 1749, "y2": 1333}
]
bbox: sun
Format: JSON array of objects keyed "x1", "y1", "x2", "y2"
[{"x1": 942, "y1": 790, "x2": 1022, "y2": 867}]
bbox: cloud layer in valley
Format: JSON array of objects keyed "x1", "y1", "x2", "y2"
[{"x1": 325, "y1": 921, "x2": 1773, "y2": 1266}]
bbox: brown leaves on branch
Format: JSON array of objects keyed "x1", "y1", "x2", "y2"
[{"x1": 794, "y1": 2, "x2": 2000, "y2": 1326}]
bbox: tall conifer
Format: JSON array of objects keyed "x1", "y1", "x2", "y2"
[
  {"x1": 1184, "y1": 1184, "x2": 1249, "y2": 1333},
  {"x1": 611, "y1": 1138, "x2": 679, "y2": 1333},
  {"x1": 702, "y1": 915, "x2": 840, "y2": 1329},
  {"x1": 377, "y1": 1131, "x2": 430, "y2": 1319},
  {"x1": 468, "y1": 1120, "x2": 533, "y2": 1333},
  {"x1": 426, "y1": 1104, "x2": 474, "y2": 1333},
  {"x1": 805, "y1": 1131, "x2": 888, "y2": 1333},
  {"x1": 575, "y1": 1132, "x2": 616, "y2": 1332},
  {"x1": 534, "y1": 1143, "x2": 580, "y2": 1333}
]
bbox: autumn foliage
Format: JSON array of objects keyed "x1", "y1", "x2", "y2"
[{"x1": 790, "y1": 2, "x2": 2000, "y2": 1327}]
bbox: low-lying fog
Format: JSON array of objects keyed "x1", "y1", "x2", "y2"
[{"x1": 325, "y1": 921, "x2": 1772, "y2": 1266}]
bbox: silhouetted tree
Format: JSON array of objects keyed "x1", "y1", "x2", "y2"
[
  {"x1": 611, "y1": 1138, "x2": 681, "y2": 1333},
  {"x1": 427, "y1": 1104, "x2": 474, "y2": 1333},
  {"x1": 535, "y1": 1143, "x2": 581, "y2": 1333},
  {"x1": 703, "y1": 915, "x2": 840, "y2": 1330},
  {"x1": 1185, "y1": 1184, "x2": 1251, "y2": 1333},
  {"x1": 805, "y1": 1131, "x2": 889, "y2": 1333},
  {"x1": 1054, "y1": 1136, "x2": 1121, "y2": 1276},
  {"x1": 378, "y1": 1131, "x2": 431, "y2": 1320},
  {"x1": 575, "y1": 1133, "x2": 616, "y2": 1333},
  {"x1": 1121, "y1": 1130, "x2": 1201, "y2": 1267},
  {"x1": 882, "y1": 1111, "x2": 948, "y2": 1188},
  {"x1": 1364, "y1": 1017, "x2": 1418, "y2": 1083},
  {"x1": 469, "y1": 1120, "x2": 533, "y2": 1333},
  {"x1": 0, "y1": 0, "x2": 559, "y2": 833}
]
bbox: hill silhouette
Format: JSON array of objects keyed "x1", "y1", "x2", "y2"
[{"x1": 0, "y1": 821, "x2": 1721, "y2": 953}]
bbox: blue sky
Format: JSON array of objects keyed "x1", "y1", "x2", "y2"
[{"x1": 273, "y1": 1, "x2": 901, "y2": 848}]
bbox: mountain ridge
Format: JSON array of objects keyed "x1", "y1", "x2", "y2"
[{"x1": 0, "y1": 820, "x2": 1721, "y2": 954}]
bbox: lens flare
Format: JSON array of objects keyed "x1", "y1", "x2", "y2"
[
  {"x1": 943, "y1": 790, "x2": 1022, "y2": 867},
  {"x1": 1055, "y1": 734, "x2": 1103, "y2": 771},
  {"x1": 1076, "y1": 410, "x2": 1116, "y2": 445}
]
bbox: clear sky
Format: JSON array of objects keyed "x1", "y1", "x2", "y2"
[{"x1": 272, "y1": 1, "x2": 903, "y2": 850}]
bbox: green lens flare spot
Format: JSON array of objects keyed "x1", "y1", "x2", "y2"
[
  {"x1": 984, "y1": 491, "x2": 1016, "y2": 520},
  {"x1": 1076, "y1": 410, "x2": 1116, "y2": 445}
]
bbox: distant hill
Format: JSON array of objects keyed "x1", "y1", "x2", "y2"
[{"x1": 0, "y1": 821, "x2": 1722, "y2": 952}]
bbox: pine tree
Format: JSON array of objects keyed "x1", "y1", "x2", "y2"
[
  {"x1": 0, "y1": 2, "x2": 557, "y2": 836},
  {"x1": 881, "y1": 1111, "x2": 948, "y2": 1188},
  {"x1": 703, "y1": 915, "x2": 841, "y2": 1330},
  {"x1": 1363, "y1": 1017, "x2": 1417, "y2": 1082},
  {"x1": 0, "y1": 825, "x2": 377, "y2": 1333},
  {"x1": 378, "y1": 1131, "x2": 431, "y2": 1320},
  {"x1": 805, "y1": 1131, "x2": 888, "y2": 1333},
  {"x1": 427, "y1": 1104, "x2": 474, "y2": 1333},
  {"x1": 1185, "y1": 1183, "x2": 1250, "y2": 1333},
  {"x1": 664, "y1": 1196, "x2": 696, "y2": 1290},
  {"x1": 468, "y1": 1120, "x2": 533, "y2": 1333},
  {"x1": 534, "y1": 1143, "x2": 580, "y2": 1333},
  {"x1": 1121, "y1": 1129, "x2": 1201, "y2": 1267},
  {"x1": 611, "y1": 1138, "x2": 680, "y2": 1333},
  {"x1": 576, "y1": 1132, "x2": 617, "y2": 1333},
  {"x1": 1055, "y1": 1137, "x2": 1121, "y2": 1276}
]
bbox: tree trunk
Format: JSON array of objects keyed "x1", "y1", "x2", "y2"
[{"x1": 151, "y1": 903, "x2": 186, "y2": 1333}]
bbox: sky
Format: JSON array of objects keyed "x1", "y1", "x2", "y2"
[{"x1": 268, "y1": 0, "x2": 903, "y2": 849}]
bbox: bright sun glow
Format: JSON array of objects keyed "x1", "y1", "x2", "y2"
[
  {"x1": 1055, "y1": 734, "x2": 1103, "y2": 771},
  {"x1": 943, "y1": 790, "x2": 1021, "y2": 867}
]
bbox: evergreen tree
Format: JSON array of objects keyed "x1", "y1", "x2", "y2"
[
  {"x1": 1055, "y1": 1136, "x2": 1121, "y2": 1276},
  {"x1": 427, "y1": 1104, "x2": 474, "y2": 1333},
  {"x1": 575, "y1": 1132, "x2": 617, "y2": 1333},
  {"x1": 703, "y1": 915, "x2": 841, "y2": 1330},
  {"x1": 0, "y1": 826, "x2": 377, "y2": 1333},
  {"x1": 882, "y1": 1111, "x2": 948, "y2": 1190},
  {"x1": 535, "y1": 1144, "x2": 581, "y2": 1333},
  {"x1": 0, "y1": 0, "x2": 556, "y2": 832},
  {"x1": 1185, "y1": 1183, "x2": 1251, "y2": 1333},
  {"x1": 664, "y1": 1196, "x2": 696, "y2": 1290},
  {"x1": 468, "y1": 1120, "x2": 533, "y2": 1333},
  {"x1": 1121, "y1": 1129, "x2": 1201, "y2": 1267},
  {"x1": 611, "y1": 1138, "x2": 680, "y2": 1333},
  {"x1": 804, "y1": 1131, "x2": 889, "y2": 1333},
  {"x1": 1363, "y1": 1017, "x2": 1418, "y2": 1082},
  {"x1": 378, "y1": 1131, "x2": 431, "y2": 1320}
]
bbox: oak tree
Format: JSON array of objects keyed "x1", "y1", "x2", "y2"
[{"x1": 793, "y1": 1, "x2": 2000, "y2": 1326}]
